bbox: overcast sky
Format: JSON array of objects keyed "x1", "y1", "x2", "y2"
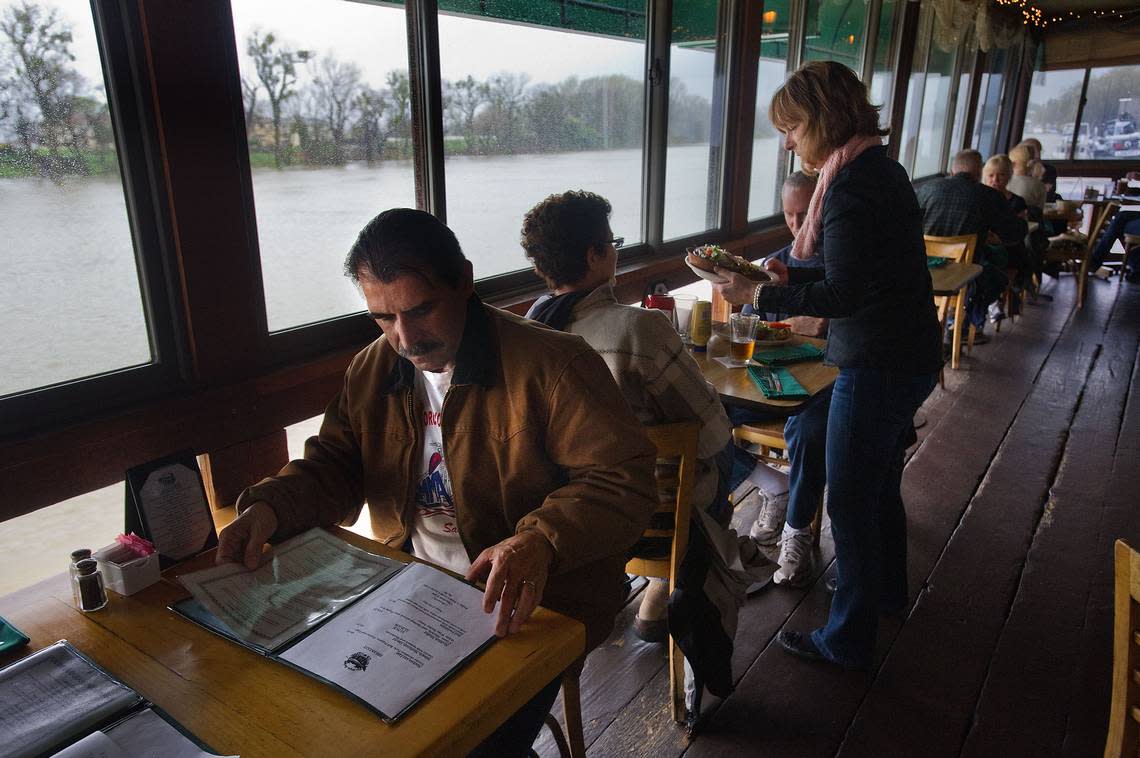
[{"x1": 14, "y1": 0, "x2": 717, "y2": 104}]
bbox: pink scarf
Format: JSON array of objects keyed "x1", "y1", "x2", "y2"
[{"x1": 791, "y1": 134, "x2": 884, "y2": 260}]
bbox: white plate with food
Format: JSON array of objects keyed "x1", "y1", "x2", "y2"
[{"x1": 685, "y1": 244, "x2": 775, "y2": 284}]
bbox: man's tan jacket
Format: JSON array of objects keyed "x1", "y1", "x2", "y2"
[{"x1": 238, "y1": 296, "x2": 658, "y2": 650}]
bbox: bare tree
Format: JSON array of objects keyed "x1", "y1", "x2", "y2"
[
  {"x1": 240, "y1": 74, "x2": 259, "y2": 132},
  {"x1": 385, "y1": 70, "x2": 411, "y2": 157},
  {"x1": 246, "y1": 30, "x2": 311, "y2": 169},
  {"x1": 483, "y1": 72, "x2": 529, "y2": 152},
  {"x1": 354, "y1": 85, "x2": 389, "y2": 165},
  {"x1": 0, "y1": 1, "x2": 88, "y2": 178},
  {"x1": 444, "y1": 75, "x2": 488, "y2": 153},
  {"x1": 311, "y1": 55, "x2": 360, "y2": 164}
]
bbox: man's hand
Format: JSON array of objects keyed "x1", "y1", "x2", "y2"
[
  {"x1": 713, "y1": 270, "x2": 761, "y2": 306},
  {"x1": 216, "y1": 501, "x2": 278, "y2": 570},
  {"x1": 787, "y1": 316, "x2": 827, "y2": 337},
  {"x1": 465, "y1": 531, "x2": 555, "y2": 637}
]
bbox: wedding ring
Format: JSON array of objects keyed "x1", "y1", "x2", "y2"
[{"x1": 521, "y1": 578, "x2": 537, "y2": 592}]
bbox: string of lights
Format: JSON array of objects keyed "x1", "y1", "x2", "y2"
[{"x1": 991, "y1": 0, "x2": 1132, "y2": 29}]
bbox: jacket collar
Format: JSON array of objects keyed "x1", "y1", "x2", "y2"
[{"x1": 379, "y1": 293, "x2": 497, "y2": 395}]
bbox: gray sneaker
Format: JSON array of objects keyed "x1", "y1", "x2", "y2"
[
  {"x1": 773, "y1": 528, "x2": 815, "y2": 587},
  {"x1": 748, "y1": 490, "x2": 789, "y2": 547}
]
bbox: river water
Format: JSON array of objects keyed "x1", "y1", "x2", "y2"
[{"x1": 1, "y1": 140, "x2": 781, "y2": 396}]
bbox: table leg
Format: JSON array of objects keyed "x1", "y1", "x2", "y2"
[{"x1": 951, "y1": 289, "x2": 966, "y2": 370}]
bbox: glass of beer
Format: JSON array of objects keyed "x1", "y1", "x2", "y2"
[{"x1": 729, "y1": 313, "x2": 759, "y2": 364}]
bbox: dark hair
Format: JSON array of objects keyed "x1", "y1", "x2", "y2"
[
  {"x1": 344, "y1": 208, "x2": 467, "y2": 287},
  {"x1": 769, "y1": 61, "x2": 889, "y2": 166},
  {"x1": 520, "y1": 191, "x2": 613, "y2": 289}
]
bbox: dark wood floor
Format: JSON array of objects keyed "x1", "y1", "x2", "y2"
[{"x1": 535, "y1": 272, "x2": 1140, "y2": 758}]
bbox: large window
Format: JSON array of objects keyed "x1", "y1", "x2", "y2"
[
  {"x1": 802, "y1": 0, "x2": 867, "y2": 72},
  {"x1": 897, "y1": 2, "x2": 932, "y2": 174},
  {"x1": 972, "y1": 47, "x2": 1008, "y2": 158},
  {"x1": 912, "y1": 42, "x2": 957, "y2": 177},
  {"x1": 868, "y1": 0, "x2": 899, "y2": 125},
  {"x1": 0, "y1": 0, "x2": 151, "y2": 398},
  {"x1": 663, "y1": 1, "x2": 724, "y2": 241},
  {"x1": 438, "y1": 8, "x2": 647, "y2": 276},
  {"x1": 748, "y1": 0, "x2": 791, "y2": 220},
  {"x1": 231, "y1": 0, "x2": 416, "y2": 332},
  {"x1": 1083, "y1": 64, "x2": 1140, "y2": 161},
  {"x1": 1024, "y1": 68, "x2": 1085, "y2": 160}
]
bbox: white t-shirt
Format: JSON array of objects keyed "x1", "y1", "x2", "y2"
[{"x1": 408, "y1": 368, "x2": 471, "y2": 574}]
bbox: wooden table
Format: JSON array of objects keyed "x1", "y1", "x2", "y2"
[
  {"x1": 930, "y1": 261, "x2": 982, "y2": 371},
  {"x1": 0, "y1": 526, "x2": 585, "y2": 758},
  {"x1": 692, "y1": 334, "x2": 836, "y2": 411}
]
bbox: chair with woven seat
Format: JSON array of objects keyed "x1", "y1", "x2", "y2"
[
  {"x1": 923, "y1": 234, "x2": 976, "y2": 374},
  {"x1": 544, "y1": 421, "x2": 698, "y2": 758},
  {"x1": 1104, "y1": 539, "x2": 1140, "y2": 758}
]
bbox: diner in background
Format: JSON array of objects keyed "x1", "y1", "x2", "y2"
[
  {"x1": 519, "y1": 189, "x2": 736, "y2": 643},
  {"x1": 715, "y1": 60, "x2": 941, "y2": 670},
  {"x1": 215, "y1": 208, "x2": 659, "y2": 757},
  {"x1": 916, "y1": 148, "x2": 1026, "y2": 335}
]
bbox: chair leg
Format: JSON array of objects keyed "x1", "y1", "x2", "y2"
[
  {"x1": 967, "y1": 323, "x2": 977, "y2": 352},
  {"x1": 561, "y1": 669, "x2": 586, "y2": 758},
  {"x1": 669, "y1": 634, "x2": 687, "y2": 723}
]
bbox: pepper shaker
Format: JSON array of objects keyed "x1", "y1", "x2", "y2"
[
  {"x1": 68, "y1": 549, "x2": 92, "y2": 609},
  {"x1": 73, "y1": 558, "x2": 108, "y2": 612}
]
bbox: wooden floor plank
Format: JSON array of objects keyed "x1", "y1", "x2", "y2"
[
  {"x1": 835, "y1": 281, "x2": 1114, "y2": 758},
  {"x1": 959, "y1": 284, "x2": 1139, "y2": 757}
]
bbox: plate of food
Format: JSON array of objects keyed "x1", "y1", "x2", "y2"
[
  {"x1": 754, "y1": 321, "x2": 793, "y2": 344},
  {"x1": 685, "y1": 244, "x2": 775, "y2": 284}
]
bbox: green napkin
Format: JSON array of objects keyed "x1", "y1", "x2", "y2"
[
  {"x1": 0, "y1": 614, "x2": 29, "y2": 653},
  {"x1": 751, "y1": 343, "x2": 825, "y2": 365},
  {"x1": 748, "y1": 365, "x2": 810, "y2": 399},
  {"x1": 927, "y1": 256, "x2": 950, "y2": 268}
]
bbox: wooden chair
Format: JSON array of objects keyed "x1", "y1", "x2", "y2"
[
  {"x1": 731, "y1": 419, "x2": 824, "y2": 547},
  {"x1": 1104, "y1": 539, "x2": 1140, "y2": 758},
  {"x1": 924, "y1": 234, "x2": 976, "y2": 374},
  {"x1": 1077, "y1": 202, "x2": 1121, "y2": 309},
  {"x1": 546, "y1": 421, "x2": 699, "y2": 756}
]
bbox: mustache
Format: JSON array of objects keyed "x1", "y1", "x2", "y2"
[{"x1": 398, "y1": 341, "x2": 444, "y2": 358}]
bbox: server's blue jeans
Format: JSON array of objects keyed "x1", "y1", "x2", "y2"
[
  {"x1": 726, "y1": 385, "x2": 831, "y2": 531},
  {"x1": 810, "y1": 368, "x2": 937, "y2": 669}
]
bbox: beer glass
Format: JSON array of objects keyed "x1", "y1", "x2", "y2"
[{"x1": 729, "y1": 313, "x2": 759, "y2": 363}]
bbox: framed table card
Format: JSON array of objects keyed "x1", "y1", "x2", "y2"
[{"x1": 125, "y1": 452, "x2": 218, "y2": 569}]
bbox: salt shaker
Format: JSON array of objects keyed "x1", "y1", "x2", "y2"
[
  {"x1": 69, "y1": 549, "x2": 92, "y2": 609},
  {"x1": 73, "y1": 558, "x2": 108, "y2": 612}
]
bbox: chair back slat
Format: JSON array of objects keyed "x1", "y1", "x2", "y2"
[
  {"x1": 1105, "y1": 539, "x2": 1140, "y2": 757},
  {"x1": 924, "y1": 233, "x2": 977, "y2": 265}
]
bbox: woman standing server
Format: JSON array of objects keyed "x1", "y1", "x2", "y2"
[{"x1": 716, "y1": 61, "x2": 941, "y2": 669}]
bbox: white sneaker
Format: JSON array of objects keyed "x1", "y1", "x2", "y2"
[
  {"x1": 773, "y1": 529, "x2": 815, "y2": 587},
  {"x1": 987, "y1": 302, "x2": 1006, "y2": 324},
  {"x1": 1095, "y1": 266, "x2": 1112, "y2": 280},
  {"x1": 748, "y1": 490, "x2": 789, "y2": 547}
]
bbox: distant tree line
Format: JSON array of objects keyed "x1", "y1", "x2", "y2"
[
  {"x1": 0, "y1": 1, "x2": 115, "y2": 180},
  {"x1": 242, "y1": 29, "x2": 713, "y2": 170}
]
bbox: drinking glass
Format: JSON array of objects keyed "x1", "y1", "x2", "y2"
[
  {"x1": 729, "y1": 313, "x2": 759, "y2": 363},
  {"x1": 672, "y1": 294, "x2": 697, "y2": 342}
]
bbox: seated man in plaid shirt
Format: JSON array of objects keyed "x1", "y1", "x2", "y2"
[{"x1": 520, "y1": 190, "x2": 737, "y2": 644}]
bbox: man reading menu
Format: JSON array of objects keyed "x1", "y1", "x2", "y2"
[{"x1": 218, "y1": 208, "x2": 657, "y2": 756}]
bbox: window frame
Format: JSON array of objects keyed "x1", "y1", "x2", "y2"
[{"x1": 0, "y1": 0, "x2": 187, "y2": 439}]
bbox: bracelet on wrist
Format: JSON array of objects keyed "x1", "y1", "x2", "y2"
[{"x1": 752, "y1": 283, "x2": 766, "y2": 312}]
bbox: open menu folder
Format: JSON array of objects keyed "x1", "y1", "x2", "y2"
[
  {"x1": 170, "y1": 528, "x2": 498, "y2": 722},
  {"x1": 0, "y1": 641, "x2": 230, "y2": 758}
]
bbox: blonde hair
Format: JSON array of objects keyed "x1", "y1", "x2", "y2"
[
  {"x1": 984, "y1": 154, "x2": 1012, "y2": 179},
  {"x1": 1029, "y1": 159, "x2": 1044, "y2": 179},
  {"x1": 1008, "y1": 143, "x2": 1033, "y2": 168},
  {"x1": 768, "y1": 61, "x2": 888, "y2": 166}
]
